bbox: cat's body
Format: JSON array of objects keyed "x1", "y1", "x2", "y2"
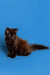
[{"x1": 5, "y1": 27, "x2": 49, "y2": 58}]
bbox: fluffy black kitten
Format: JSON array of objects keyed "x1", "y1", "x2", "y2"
[{"x1": 5, "y1": 27, "x2": 49, "y2": 58}]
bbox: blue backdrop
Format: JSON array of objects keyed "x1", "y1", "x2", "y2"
[{"x1": 0, "y1": 0, "x2": 50, "y2": 75}]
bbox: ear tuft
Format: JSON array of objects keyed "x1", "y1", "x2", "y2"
[
  {"x1": 6, "y1": 27, "x2": 10, "y2": 33},
  {"x1": 13, "y1": 28, "x2": 18, "y2": 33}
]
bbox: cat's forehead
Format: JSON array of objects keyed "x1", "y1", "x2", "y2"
[
  {"x1": 6, "y1": 27, "x2": 18, "y2": 33},
  {"x1": 9, "y1": 29, "x2": 14, "y2": 32}
]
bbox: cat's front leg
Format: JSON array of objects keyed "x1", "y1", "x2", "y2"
[
  {"x1": 10, "y1": 49, "x2": 17, "y2": 58},
  {"x1": 7, "y1": 48, "x2": 12, "y2": 57},
  {"x1": 7, "y1": 49, "x2": 16, "y2": 58}
]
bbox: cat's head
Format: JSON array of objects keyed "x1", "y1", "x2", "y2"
[{"x1": 5, "y1": 27, "x2": 18, "y2": 39}]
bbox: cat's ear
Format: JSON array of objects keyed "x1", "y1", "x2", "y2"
[
  {"x1": 6, "y1": 27, "x2": 10, "y2": 33},
  {"x1": 13, "y1": 28, "x2": 18, "y2": 33},
  {"x1": 6, "y1": 27, "x2": 10, "y2": 30}
]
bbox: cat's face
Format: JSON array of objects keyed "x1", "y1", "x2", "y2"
[{"x1": 5, "y1": 27, "x2": 18, "y2": 39}]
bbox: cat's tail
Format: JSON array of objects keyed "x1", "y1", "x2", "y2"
[{"x1": 31, "y1": 44, "x2": 49, "y2": 51}]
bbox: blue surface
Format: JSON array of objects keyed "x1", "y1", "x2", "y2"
[{"x1": 0, "y1": 0, "x2": 50, "y2": 75}]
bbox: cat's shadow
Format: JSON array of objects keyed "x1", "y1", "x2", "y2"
[
  {"x1": 1, "y1": 38, "x2": 8, "y2": 55},
  {"x1": 1, "y1": 42, "x2": 8, "y2": 55},
  {"x1": 0, "y1": 29, "x2": 8, "y2": 55}
]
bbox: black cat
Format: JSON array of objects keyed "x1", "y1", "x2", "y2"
[{"x1": 5, "y1": 27, "x2": 49, "y2": 58}]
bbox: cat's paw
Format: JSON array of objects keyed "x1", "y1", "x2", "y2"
[
  {"x1": 7, "y1": 54, "x2": 16, "y2": 58},
  {"x1": 10, "y1": 55, "x2": 16, "y2": 58},
  {"x1": 24, "y1": 51, "x2": 31, "y2": 56},
  {"x1": 7, "y1": 54, "x2": 11, "y2": 57}
]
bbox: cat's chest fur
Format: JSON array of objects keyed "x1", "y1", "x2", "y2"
[{"x1": 5, "y1": 36, "x2": 19, "y2": 50}]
